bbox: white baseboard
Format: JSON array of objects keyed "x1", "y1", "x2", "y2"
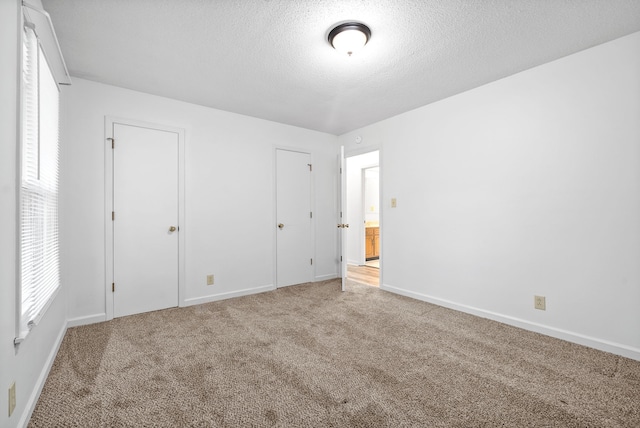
[
  {"x1": 315, "y1": 273, "x2": 338, "y2": 281},
  {"x1": 66, "y1": 313, "x2": 106, "y2": 328},
  {"x1": 18, "y1": 319, "x2": 68, "y2": 428},
  {"x1": 183, "y1": 284, "x2": 275, "y2": 307},
  {"x1": 381, "y1": 283, "x2": 640, "y2": 361}
]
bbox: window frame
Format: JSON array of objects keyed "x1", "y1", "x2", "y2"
[{"x1": 15, "y1": 10, "x2": 62, "y2": 345}]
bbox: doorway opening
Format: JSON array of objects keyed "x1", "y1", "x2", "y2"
[
  {"x1": 104, "y1": 117, "x2": 185, "y2": 320},
  {"x1": 345, "y1": 150, "x2": 380, "y2": 287},
  {"x1": 275, "y1": 148, "x2": 314, "y2": 288}
]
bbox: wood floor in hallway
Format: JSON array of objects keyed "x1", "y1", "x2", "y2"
[{"x1": 347, "y1": 264, "x2": 379, "y2": 287}]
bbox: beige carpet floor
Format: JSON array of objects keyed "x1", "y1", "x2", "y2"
[{"x1": 29, "y1": 280, "x2": 640, "y2": 427}]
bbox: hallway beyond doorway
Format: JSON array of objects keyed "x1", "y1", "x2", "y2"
[
  {"x1": 345, "y1": 149, "x2": 381, "y2": 288},
  {"x1": 365, "y1": 259, "x2": 379, "y2": 268},
  {"x1": 347, "y1": 264, "x2": 379, "y2": 287}
]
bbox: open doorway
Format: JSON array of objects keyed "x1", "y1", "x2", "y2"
[
  {"x1": 345, "y1": 150, "x2": 380, "y2": 287},
  {"x1": 363, "y1": 166, "x2": 380, "y2": 268}
]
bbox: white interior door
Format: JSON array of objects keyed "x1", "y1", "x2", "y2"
[
  {"x1": 276, "y1": 149, "x2": 312, "y2": 287},
  {"x1": 340, "y1": 146, "x2": 347, "y2": 291},
  {"x1": 113, "y1": 123, "x2": 179, "y2": 317}
]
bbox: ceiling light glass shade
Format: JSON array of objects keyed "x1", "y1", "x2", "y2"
[{"x1": 328, "y1": 22, "x2": 371, "y2": 56}]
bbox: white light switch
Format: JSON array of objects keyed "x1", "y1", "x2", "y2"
[{"x1": 391, "y1": 198, "x2": 397, "y2": 208}]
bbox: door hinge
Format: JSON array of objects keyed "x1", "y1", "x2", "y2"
[
  {"x1": 308, "y1": 163, "x2": 312, "y2": 172},
  {"x1": 310, "y1": 258, "x2": 313, "y2": 265},
  {"x1": 340, "y1": 256, "x2": 343, "y2": 262},
  {"x1": 340, "y1": 211, "x2": 342, "y2": 218},
  {"x1": 112, "y1": 283, "x2": 115, "y2": 292},
  {"x1": 340, "y1": 167, "x2": 342, "y2": 174},
  {"x1": 310, "y1": 211, "x2": 312, "y2": 219},
  {"x1": 107, "y1": 137, "x2": 114, "y2": 148},
  {"x1": 112, "y1": 211, "x2": 115, "y2": 221}
]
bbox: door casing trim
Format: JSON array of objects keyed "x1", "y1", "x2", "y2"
[
  {"x1": 104, "y1": 116, "x2": 186, "y2": 320},
  {"x1": 273, "y1": 146, "x2": 315, "y2": 288},
  {"x1": 344, "y1": 145, "x2": 383, "y2": 290}
]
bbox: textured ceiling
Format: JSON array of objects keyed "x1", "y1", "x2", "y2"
[{"x1": 42, "y1": 0, "x2": 640, "y2": 135}]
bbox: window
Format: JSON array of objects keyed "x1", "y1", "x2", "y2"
[{"x1": 16, "y1": 21, "x2": 61, "y2": 343}]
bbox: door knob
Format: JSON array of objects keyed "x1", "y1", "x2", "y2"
[
  {"x1": 345, "y1": 224, "x2": 349, "y2": 228},
  {"x1": 169, "y1": 226, "x2": 177, "y2": 232},
  {"x1": 278, "y1": 223, "x2": 284, "y2": 229}
]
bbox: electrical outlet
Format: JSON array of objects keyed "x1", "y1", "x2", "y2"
[
  {"x1": 206, "y1": 274, "x2": 214, "y2": 286},
  {"x1": 8, "y1": 382, "x2": 16, "y2": 417},
  {"x1": 534, "y1": 295, "x2": 546, "y2": 310},
  {"x1": 391, "y1": 198, "x2": 397, "y2": 208}
]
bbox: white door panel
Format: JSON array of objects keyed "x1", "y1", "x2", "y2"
[
  {"x1": 113, "y1": 123, "x2": 179, "y2": 317},
  {"x1": 340, "y1": 146, "x2": 347, "y2": 291},
  {"x1": 276, "y1": 149, "x2": 312, "y2": 287}
]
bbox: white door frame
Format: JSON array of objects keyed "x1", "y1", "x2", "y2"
[
  {"x1": 344, "y1": 145, "x2": 383, "y2": 288},
  {"x1": 104, "y1": 116, "x2": 186, "y2": 320},
  {"x1": 340, "y1": 146, "x2": 346, "y2": 291},
  {"x1": 359, "y1": 164, "x2": 380, "y2": 265},
  {"x1": 273, "y1": 145, "x2": 316, "y2": 288}
]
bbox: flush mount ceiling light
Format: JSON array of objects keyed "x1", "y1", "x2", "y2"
[{"x1": 328, "y1": 22, "x2": 371, "y2": 56}]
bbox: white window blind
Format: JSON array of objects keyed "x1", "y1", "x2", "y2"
[{"x1": 16, "y1": 22, "x2": 61, "y2": 343}]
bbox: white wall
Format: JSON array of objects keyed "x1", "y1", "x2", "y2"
[
  {"x1": 364, "y1": 167, "x2": 380, "y2": 224},
  {"x1": 1, "y1": 2, "x2": 69, "y2": 427},
  {"x1": 62, "y1": 78, "x2": 339, "y2": 323},
  {"x1": 346, "y1": 151, "x2": 379, "y2": 265},
  {"x1": 339, "y1": 32, "x2": 640, "y2": 360}
]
